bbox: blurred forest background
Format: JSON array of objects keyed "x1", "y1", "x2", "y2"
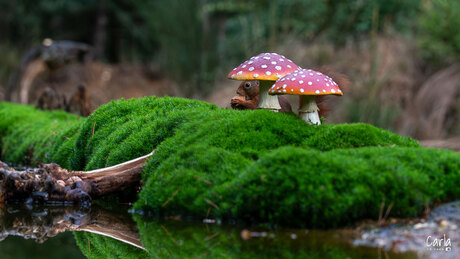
[{"x1": 0, "y1": 0, "x2": 459, "y2": 144}]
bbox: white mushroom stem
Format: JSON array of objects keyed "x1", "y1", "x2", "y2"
[
  {"x1": 298, "y1": 95, "x2": 321, "y2": 125},
  {"x1": 258, "y1": 81, "x2": 281, "y2": 112}
]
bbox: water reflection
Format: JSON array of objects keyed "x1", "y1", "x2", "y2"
[
  {"x1": 0, "y1": 204, "x2": 142, "y2": 249},
  {"x1": 0, "y1": 204, "x2": 418, "y2": 258}
]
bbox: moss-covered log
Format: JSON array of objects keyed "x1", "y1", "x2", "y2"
[{"x1": 1, "y1": 97, "x2": 460, "y2": 228}]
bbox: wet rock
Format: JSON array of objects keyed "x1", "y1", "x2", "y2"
[{"x1": 354, "y1": 201, "x2": 460, "y2": 259}]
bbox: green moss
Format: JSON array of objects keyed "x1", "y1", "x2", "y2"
[
  {"x1": 218, "y1": 146, "x2": 460, "y2": 227},
  {"x1": 1, "y1": 97, "x2": 459, "y2": 228},
  {"x1": 74, "y1": 96, "x2": 216, "y2": 170},
  {"x1": 138, "y1": 144, "x2": 252, "y2": 215},
  {"x1": 0, "y1": 102, "x2": 80, "y2": 166},
  {"x1": 137, "y1": 145, "x2": 460, "y2": 228}
]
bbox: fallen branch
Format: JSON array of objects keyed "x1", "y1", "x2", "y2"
[{"x1": 0, "y1": 152, "x2": 154, "y2": 205}]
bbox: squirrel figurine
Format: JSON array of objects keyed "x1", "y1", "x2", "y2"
[{"x1": 230, "y1": 67, "x2": 349, "y2": 118}]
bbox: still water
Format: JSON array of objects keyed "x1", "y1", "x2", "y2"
[{"x1": 0, "y1": 204, "x2": 419, "y2": 258}]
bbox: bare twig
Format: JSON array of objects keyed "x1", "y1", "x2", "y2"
[
  {"x1": 161, "y1": 187, "x2": 182, "y2": 208},
  {"x1": 91, "y1": 121, "x2": 96, "y2": 138},
  {"x1": 204, "y1": 199, "x2": 219, "y2": 210}
]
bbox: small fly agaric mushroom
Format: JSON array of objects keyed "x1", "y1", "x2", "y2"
[
  {"x1": 228, "y1": 53, "x2": 300, "y2": 111},
  {"x1": 269, "y1": 69, "x2": 343, "y2": 124}
]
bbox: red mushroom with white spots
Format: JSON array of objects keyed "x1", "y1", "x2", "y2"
[
  {"x1": 269, "y1": 68, "x2": 343, "y2": 124},
  {"x1": 228, "y1": 53, "x2": 300, "y2": 111}
]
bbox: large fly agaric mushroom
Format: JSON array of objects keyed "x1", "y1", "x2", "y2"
[
  {"x1": 228, "y1": 53, "x2": 300, "y2": 111},
  {"x1": 269, "y1": 69, "x2": 343, "y2": 124}
]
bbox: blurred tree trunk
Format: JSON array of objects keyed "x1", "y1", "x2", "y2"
[{"x1": 93, "y1": 1, "x2": 108, "y2": 60}]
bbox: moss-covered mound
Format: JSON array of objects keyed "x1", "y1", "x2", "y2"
[
  {"x1": 137, "y1": 145, "x2": 460, "y2": 228},
  {"x1": 0, "y1": 103, "x2": 81, "y2": 166},
  {"x1": 1, "y1": 97, "x2": 459, "y2": 228}
]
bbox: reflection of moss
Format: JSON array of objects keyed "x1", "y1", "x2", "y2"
[
  {"x1": 131, "y1": 217, "x2": 408, "y2": 259},
  {"x1": 74, "y1": 232, "x2": 148, "y2": 259},
  {"x1": 1, "y1": 97, "x2": 459, "y2": 228},
  {"x1": 74, "y1": 217, "x2": 384, "y2": 259}
]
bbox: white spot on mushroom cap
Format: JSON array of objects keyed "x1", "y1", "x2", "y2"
[
  {"x1": 249, "y1": 67, "x2": 254, "y2": 71},
  {"x1": 248, "y1": 61, "x2": 253, "y2": 64},
  {"x1": 282, "y1": 84, "x2": 287, "y2": 88},
  {"x1": 261, "y1": 65, "x2": 267, "y2": 68},
  {"x1": 242, "y1": 65, "x2": 246, "y2": 68},
  {"x1": 271, "y1": 61, "x2": 277, "y2": 65},
  {"x1": 279, "y1": 58, "x2": 284, "y2": 62},
  {"x1": 283, "y1": 89, "x2": 286, "y2": 92},
  {"x1": 275, "y1": 66, "x2": 282, "y2": 71},
  {"x1": 300, "y1": 88, "x2": 304, "y2": 93},
  {"x1": 231, "y1": 74, "x2": 235, "y2": 79},
  {"x1": 253, "y1": 73, "x2": 259, "y2": 78},
  {"x1": 266, "y1": 71, "x2": 272, "y2": 75},
  {"x1": 237, "y1": 71, "x2": 242, "y2": 75},
  {"x1": 308, "y1": 81, "x2": 312, "y2": 85},
  {"x1": 291, "y1": 77, "x2": 296, "y2": 81},
  {"x1": 322, "y1": 89, "x2": 326, "y2": 93},
  {"x1": 331, "y1": 89, "x2": 336, "y2": 93},
  {"x1": 287, "y1": 65, "x2": 292, "y2": 68},
  {"x1": 263, "y1": 56, "x2": 271, "y2": 60},
  {"x1": 291, "y1": 89, "x2": 294, "y2": 92},
  {"x1": 315, "y1": 90, "x2": 320, "y2": 94}
]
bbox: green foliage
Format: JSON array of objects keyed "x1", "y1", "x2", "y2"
[
  {"x1": 0, "y1": 44, "x2": 20, "y2": 88},
  {"x1": 1, "y1": 97, "x2": 459, "y2": 229},
  {"x1": 418, "y1": 0, "x2": 460, "y2": 66}
]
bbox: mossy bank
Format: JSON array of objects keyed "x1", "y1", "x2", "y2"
[{"x1": 1, "y1": 97, "x2": 459, "y2": 228}]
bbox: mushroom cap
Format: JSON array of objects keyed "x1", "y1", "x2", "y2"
[
  {"x1": 228, "y1": 53, "x2": 301, "y2": 81},
  {"x1": 269, "y1": 69, "x2": 343, "y2": 96}
]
